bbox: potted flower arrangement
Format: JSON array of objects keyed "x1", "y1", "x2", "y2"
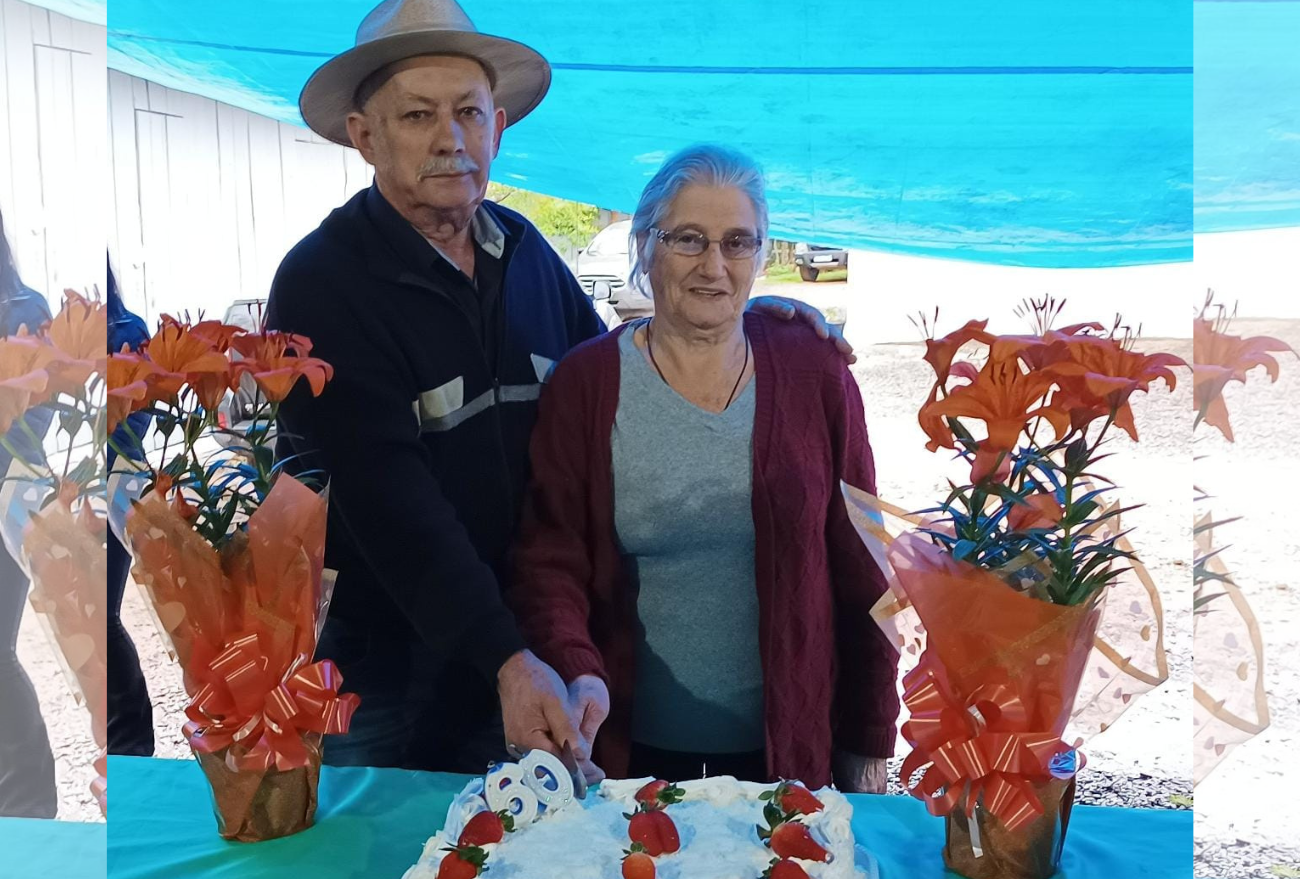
[
  {"x1": 843, "y1": 298, "x2": 1179, "y2": 879},
  {"x1": 107, "y1": 314, "x2": 358, "y2": 841}
]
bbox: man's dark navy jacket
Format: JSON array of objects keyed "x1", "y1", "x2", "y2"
[{"x1": 266, "y1": 185, "x2": 603, "y2": 689}]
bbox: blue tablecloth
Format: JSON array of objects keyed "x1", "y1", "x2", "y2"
[
  {"x1": 0, "y1": 815, "x2": 105, "y2": 877},
  {"x1": 106, "y1": 756, "x2": 1191, "y2": 878}
]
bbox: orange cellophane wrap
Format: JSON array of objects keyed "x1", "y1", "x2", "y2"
[
  {"x1": 842, "y1": 482, "x2": 1167, "y2": 879},
  {"x1": 887, "y1": 526, "x2": 1100, "y2": 825},
  {"x1": 1192, "y1": 511, "x2": 1269, "y2": 786},
  {"x1": 125, "y1": 475, "x2": 358, "y2": 841},
  {"x1": 21, "y1": 502, "x2": 108, "y2": 812}
]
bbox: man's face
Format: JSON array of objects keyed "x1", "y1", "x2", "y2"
[{"x1": 346, "y1": 55, "x2": 506, "y2": 219}]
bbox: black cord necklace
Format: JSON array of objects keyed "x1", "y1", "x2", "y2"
[{"x1": 645, "y1": 319, "x2": 750, "y2": 410}]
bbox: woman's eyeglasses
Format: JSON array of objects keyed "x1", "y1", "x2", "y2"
[{"x1": 652, "y1": 228, "x2": 763, "y2": 260}]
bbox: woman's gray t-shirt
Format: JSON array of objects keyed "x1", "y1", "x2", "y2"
[{"x1": 611, "y1": 324, "x2": 764, "y2": 754}]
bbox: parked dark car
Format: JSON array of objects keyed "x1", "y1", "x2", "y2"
[{"x1": 793, "y1": 243, "x2": 848, "y2": 281}]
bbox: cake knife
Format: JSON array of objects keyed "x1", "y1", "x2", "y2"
[{"x1": 559, "y1": 740, "x2": 588, "y2": 800}]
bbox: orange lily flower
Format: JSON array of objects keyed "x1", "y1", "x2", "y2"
[
  {"x1": 232, "y1": 329, "x2": 316, "y2": 358},
  {"x1": 190, "y1": 370, "x2": 235, "y2": 413},
  {"x1": 923, "y1": 327, "x2": 1078, "y2": 452},
  {"x1": 925, "y1": 358, "x2": 1056, "y2": 483},
  {"x1": 141, "y1": 320, "x2": 231, "y2": 404},
  {"x1": 0, "y1": 336, "x2": 51, "y2": 434},
  {"x1": 1044, "y1": 336, "x2": 1184, "y2": 441},
  {"x1": 987, "y1": 322, "x2": 1105, "y2": 364},
  {"x1": 151, "y1": 472, "x2": 174, "y2": 499},
  {"x1": 107, "y1": 352, "x2": 161, "y2": 434},
  {"x1": 55, "y1": 477, "x2": 82, "y2": 509},
  {"x1": 923, "y1": 319, "x2": 995, "y2": 384},
  {"x1": 156, "y1": 315, "x2": 241, "y2": 409},
  {"x1": 1038, "y1": 380, "x2": 1115, "y2": 440},
  {"x1": 189, "y1": 320, "x2": 245, "y2": 354},
  {"x1": 42, "y1": 291, "x2": 109, "y2": 397},
  {"x1": 918, "y1": 384, "x2": 954, "y2": 452},
  {"x1": 231, "y1": 332, "x2": 333, "y2": 404},
  {"x1": 917, "y1": 362, "x2": 981, "y2": 452},
  {"x1": 1193, "y1": 317, "x2": 1295, "y2": 441},
  {"x1": 170, "y1": 487, "x2": 199, "y2": 524},
  {"x1": 1007, "y1": 493, "x2": 1064, "y2": 531}
]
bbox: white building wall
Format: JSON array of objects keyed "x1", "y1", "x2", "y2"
[
  {"x1": 107, "y1": 69, "x2": 372, "y2": 324},
  {"x1": 0, "y1": 0, "x2": 105, "y2": 301}
]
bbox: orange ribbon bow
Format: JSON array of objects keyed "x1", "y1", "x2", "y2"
[
  {"x1": 899, "y1": 660, "x2": 1081, "y2": 832},
  {"x1": 183, "y1": 632, "x2": 360, "y2": 772}
]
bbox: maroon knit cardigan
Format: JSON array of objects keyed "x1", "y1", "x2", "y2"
[{"x1": 509, "y1": 312, "x2": 900, "y2": 788}]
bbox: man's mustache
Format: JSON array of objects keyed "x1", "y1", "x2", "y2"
[{"x1": 418, "y1": 155, "x2": 480, "y2": 178}]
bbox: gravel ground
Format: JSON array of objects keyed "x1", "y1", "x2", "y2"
[
  {"x1": 14, "y1": 303, "x2": 1299, "y2": 878},
  {"x1": 1196, "y1": 838, "x2": 1300, "y2": 879},
  {"x1": 881, "y1": 755, "x2": 1192, "y2": 813},
  {"x1": 12, "y1": 614, "x2": 101, "y2": 822}
]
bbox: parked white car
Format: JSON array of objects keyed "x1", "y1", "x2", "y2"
[
  {"x1": 574, "y1": 220, "x2": 652, "y2": 318},
  {"x1": 213, "y1": 298, "x2": 272, "y2": 449}
]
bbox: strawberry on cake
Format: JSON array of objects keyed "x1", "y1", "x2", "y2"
[{"x1": 402, "y1": 754, "x2": 868, "y2": 879}]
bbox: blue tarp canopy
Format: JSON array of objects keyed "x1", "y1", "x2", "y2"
[
  {"x1": 38, "y1": 1, "x2": 1296, "y2": 264},
  {"x1": 1194, "y1": 1, "x2": 1300, "y2": 235}
]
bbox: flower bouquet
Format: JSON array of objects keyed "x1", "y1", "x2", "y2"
[
  {"x1": 0, "y1": 290, "x2": 109, "y2": 815},
  {"x1": 107, "y1": 314, "x2": 358, "y2": 841},
  {"x1": 1190, "y1": 292, "x2": 1294, "y2": 784},
  {"x1": 842, "y1": 300, "x2": 1177, "y2": 879}
]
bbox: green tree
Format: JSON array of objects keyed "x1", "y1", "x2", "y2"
[{"x1": 487, "y1": 183, "x2": 599, "y2": 249}]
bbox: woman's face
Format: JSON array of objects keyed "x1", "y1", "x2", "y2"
[{"x1": 646, "y1": 184, "x2": 762, "y2": 334}]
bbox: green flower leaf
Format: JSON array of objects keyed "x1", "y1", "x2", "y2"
[{"x1": 952, "y1": 539, "x2": 978, "y2": 562}]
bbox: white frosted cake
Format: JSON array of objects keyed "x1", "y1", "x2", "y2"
[{"x1": 402, "y1": 753, "x2": 868, "y2": 879}]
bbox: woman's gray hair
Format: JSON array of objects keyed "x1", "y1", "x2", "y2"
[{"x1": 628, "y1": 144, "x2": 769, "y2": 297}]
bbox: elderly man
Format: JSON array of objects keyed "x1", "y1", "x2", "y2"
[{"x1": 267, "y1": 0, "x2": 848, "y2": 775}]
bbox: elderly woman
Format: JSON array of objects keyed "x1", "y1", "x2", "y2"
[{"x1": 509, "y1": 146, "x2": 899, "y2": 791}]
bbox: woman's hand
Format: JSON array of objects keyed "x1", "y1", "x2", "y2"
[
  {"x1": 568, "y1": 674, "x2": 610, "y2": 783},
  {"x1": 833, "y1": 749, "x2": 889, "y2": 794},
  {"x1": 746, "y1": 295, "x2": 856, "y2": 364}
]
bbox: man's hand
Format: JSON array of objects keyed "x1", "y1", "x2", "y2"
[
  {"x1": 833, "y1": 749, "x2": 889, "y2": 794},
  {"x1": 497, "y1": 650, "x2": 587, "y2": 761},
  {"x1": 568, "y1": 675, "x2": 610, "y2": 784},
  {"x1": 747, "y1": 295, "x2": 856, "y2": 364}
]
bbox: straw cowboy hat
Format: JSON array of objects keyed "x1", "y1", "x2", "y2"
[{"x1": 300, "y1": 0, "x2": 551, "y2": 145}]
